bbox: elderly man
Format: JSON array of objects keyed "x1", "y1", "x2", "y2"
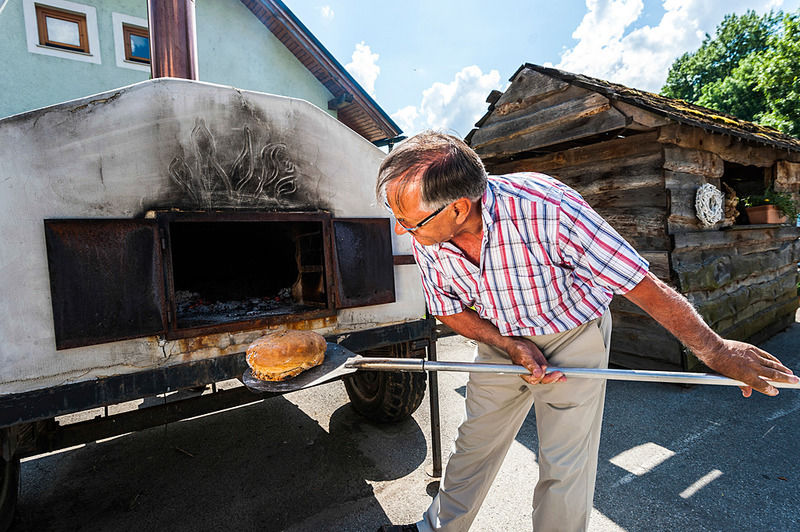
[{"x1": 376, "y1": 132, "x2": 797, "y2": 532}]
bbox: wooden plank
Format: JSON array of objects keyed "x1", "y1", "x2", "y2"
[
  {"x1": 482, "y1": 85, "x2": 594, "y2": 128},
  {"x1": 552, "y1": 152, "x2": 664, "y2": 187},
  {"x1": 639, "y1": 251, "x2": 670, "y2": 280},
  {"x1": 776, "y1": 160, "x2": 800, "y2": 196},
  {"x1": 567, "y1": 172, "x2": 665, "y2": 205},
  {"x1": 608, "y1": 301, "x2": 685, "y2": 369},
  {"x1": 610, "y1": 349, "x2": 684, "y2": 371},
  {"x1": 673, "y1": 244, "x2": 800, "y2": 293},
  {"x1": 491, "y1": 67, "x2": 570, "y2": 118},
  {"x1": 672, "y1": 224, "x2": 800, "y2": 250},
  {"x1": 664, "y1": 171, "x2": 723, "y2": 233},
  {"x1": 583, "y1": 184, "x2": 666, "y2": 210},
  {"x1": 486, "y1": 90, "x2": 503, "y2": 105},
  {"x1": 663, "y1": 145, "x2": 724, "y2": 177},
  {"x1": 742, "y1": 303, "x2": 798, "y2": 345},
  {"x1": 487, "y1": 131, "x2": 662, "y2": 175},
  {"x1": 472, "y1": 92, "x2": 612, "y2": 150},
  {"x1": 695, "y1": 282, "x2": 798, "y2": 340},
  {"x1": 612, "y1": 101, "x2": 672, "y2": 129},
  {"x1": 594, "y1": 207, "x2": 670, "y2": 250},
  {"x1": 473, "y1": 105, "x2": 629, "y2": 160},
  {"x1": 658, "y1": 123, "x2": 800, "y2": 165}
]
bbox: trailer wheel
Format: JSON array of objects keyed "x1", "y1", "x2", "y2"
[
  {"x1": 0, "y1": 447, "x2": 19, "y2": 532},
  {"x1": 344, "y1": 342, "x2": 426, "y2": 423}
]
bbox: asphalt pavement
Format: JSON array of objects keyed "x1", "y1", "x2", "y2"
[{"x1": 11, "y1": 311, "x2": 800, "y2": 531}]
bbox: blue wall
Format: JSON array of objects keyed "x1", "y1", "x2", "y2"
[{"x1": 0, "y1": 0, "x2": 336, "y2": 119}]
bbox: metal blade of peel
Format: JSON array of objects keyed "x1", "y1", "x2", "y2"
[{"x1": 241, "y1": 343, "x2": 361, "y2": 393}]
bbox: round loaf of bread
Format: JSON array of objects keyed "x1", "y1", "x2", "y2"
[{"x1": 246, "y1": 329, "x2": 327, "y2": 381}]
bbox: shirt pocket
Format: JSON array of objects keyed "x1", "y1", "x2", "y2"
[{"x1": 509, "y1": 264, "x2": 558, "y2": 306}]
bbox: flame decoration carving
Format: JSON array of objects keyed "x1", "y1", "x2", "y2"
[{"x1": 169, "y1": 119, "x2": 297, "y2": 208}]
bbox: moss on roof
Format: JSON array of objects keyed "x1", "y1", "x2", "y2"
[{"x1": 512, "y1": 63, "x2": 800, "y2": 153}]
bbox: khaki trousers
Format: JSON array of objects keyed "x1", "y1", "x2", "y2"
[{"x1": 418, "y1": 310, "x2": 612, "y2": 532}]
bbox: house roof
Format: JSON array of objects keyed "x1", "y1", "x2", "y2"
[
  {"x1": 239, "y1": 0, "x2": 401, "y2": 143},
  {"x1": 475, "y1": 63, "x2": 800, "y2": 153}
]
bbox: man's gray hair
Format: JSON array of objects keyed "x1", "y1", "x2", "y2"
[{"x1": 376, "y1": 131, "x2": 488, "y2": 211}]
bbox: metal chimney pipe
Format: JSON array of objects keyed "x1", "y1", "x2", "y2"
[{"x1": 147, "y1": 0, "x2": 198, "y2": 79}]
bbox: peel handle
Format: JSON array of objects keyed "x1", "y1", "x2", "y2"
[{"x1": 344, "y1": 358, "x2": 800, "y2": 389}]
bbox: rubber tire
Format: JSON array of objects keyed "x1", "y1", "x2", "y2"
[
  {"x1": 0, "y1": 452, "x2": 19, "y2": 532},
  {"x1": 344, "y1": 342, "x2": 427, "y2": 423}
]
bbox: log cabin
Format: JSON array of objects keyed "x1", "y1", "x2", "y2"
[{"x1": 466, "y1": 63, "x2": 800, "y2": 371}]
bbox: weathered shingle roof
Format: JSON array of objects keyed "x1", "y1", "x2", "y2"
[
  {"x1": 494, "y1": 63, "x2": 800, "y2": 153},
  {"x1": 240, "y1": 0, "x2": 401, "y2": 143}
]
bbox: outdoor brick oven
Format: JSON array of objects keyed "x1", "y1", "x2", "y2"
[{"x1": 0, "y1": 79, "x2": 439, "y2": 524}]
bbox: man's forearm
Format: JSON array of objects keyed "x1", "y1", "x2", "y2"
[
  {"x1": 436, "y1": 308, "x2": 567, "y2": 384},
  {"x1": 623, "y1": 272, "x2": 724, "y2": 362},
  {"x1": 436, "y1": 309, "x2": 515, "y2": 353}
]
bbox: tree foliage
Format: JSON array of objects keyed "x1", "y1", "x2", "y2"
[{"x1": 661, "y1": 10, "x2": 800, "y2": 137}]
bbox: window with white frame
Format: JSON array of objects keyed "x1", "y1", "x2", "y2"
[
  {"x1": 112, "y1": 12, "x2": 151, "y2": 72},
  {"x1": 22, "y1": 0, "x2": 101, "y2": 64}
]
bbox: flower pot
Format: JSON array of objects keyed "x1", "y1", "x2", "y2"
[{"x1": 745, "y1": 205, "x2": 788, "y2": 224}]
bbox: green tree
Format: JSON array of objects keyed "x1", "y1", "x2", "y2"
[
  {"x1": 661, "y1": 11, "x2": 779, "y2": 104},
  {"x1": 660, "y1": 10, "x2": 800, "y2": 137},
  {"x1": 754, "y1": 13, "x2": 800, "y2": 137}
]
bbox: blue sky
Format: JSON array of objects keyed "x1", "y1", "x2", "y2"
[{"x1": 285, "y1": 0, "x2": 800, "y2": 138}]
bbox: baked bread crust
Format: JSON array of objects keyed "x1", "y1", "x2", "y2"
[{"x1": 246, "y1": 330, "x2": 327, "y2": 381}]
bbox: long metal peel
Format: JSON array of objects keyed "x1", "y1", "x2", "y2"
[
  {"x1": 241, "y1": 343, "x2": 800, "y2": 394},
  {"x1": 345, "y1": 357, "x2": 800, "y2": 388}
]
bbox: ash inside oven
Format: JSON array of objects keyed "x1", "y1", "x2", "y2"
[
  {"x1": 174, "y1": 289, "x2": 317, "y2": 327},
  {"x1": 169, "y1": 219, "x2": 328, "y2": 329}
]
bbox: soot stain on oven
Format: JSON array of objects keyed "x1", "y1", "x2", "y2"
[
  {"x1": 150, "y1": 106, "x2": 333, "y2": 338},
  {"x1": 166, "y1": 115, "x2": 324, "y2": 211}
]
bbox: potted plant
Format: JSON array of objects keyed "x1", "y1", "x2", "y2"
[{"x1": 741, "y1": 188, "x2": 798, "y2": 224}]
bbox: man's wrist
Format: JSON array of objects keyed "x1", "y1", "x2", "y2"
[
  {"x1": 686, "y1": 332, "x2": 726, "y2": 364},
  {"x1": 494, "y1": 335, "x2": 520, "y2": 356}
]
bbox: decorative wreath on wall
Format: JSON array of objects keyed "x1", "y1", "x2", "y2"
[{"x1": 695, "y1": 183, "x2": 725, "y2": 227}]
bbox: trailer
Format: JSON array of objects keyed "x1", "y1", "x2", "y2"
[{"x1": 0, "y1": 79, "x2": 442, "y2": 529}]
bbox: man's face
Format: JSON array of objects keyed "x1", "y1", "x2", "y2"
[{"x1": 385, "y1": 178, "x2": 454, "y2": 246}]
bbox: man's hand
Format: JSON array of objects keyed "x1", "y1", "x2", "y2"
[
  {"x1": 625, "y1": 272, "x2": 799, "y2": 398},
  {"x1": 700, "y1": 339, "x2": 798, "y2": 397},
  {"x1": 503, "y1": 337, "x2": 565, "y2": 385}
]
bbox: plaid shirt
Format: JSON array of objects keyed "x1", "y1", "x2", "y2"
[{"x1": 412, "y1": 173, "x2": 649, "y2": 336}]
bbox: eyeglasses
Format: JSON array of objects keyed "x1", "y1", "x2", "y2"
[{"x1": 384, "y1": 199, "x2": 448, "y2": 233}]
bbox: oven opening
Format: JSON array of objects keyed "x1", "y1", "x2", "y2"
[{"x1": 169, "y1": 220, "x2": 328, "y2": 329}]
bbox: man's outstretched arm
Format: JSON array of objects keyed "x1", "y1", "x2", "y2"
[{"x1": 623, "y1": 271, "x2": 799, "y2": 396}]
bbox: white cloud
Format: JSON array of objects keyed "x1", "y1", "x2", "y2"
[
  {"x1": 556, "y1": 0, "x2": 791, "y2": 92},
  {"x1": 320, "y1": 5, "x2": 334, "y2": 19},
  {"x1": 345, "y1": 41, "x2": 380, "y2": 97},
  {"x1": 392, "y1": 105, "x2": 419, "y2": 135},
  {"x1": 391, "y1": 66, "x2": 503, "y2": 138}
]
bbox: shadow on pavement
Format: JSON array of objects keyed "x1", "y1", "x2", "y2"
[{"x1": 13, "y1": 392, "x2": 426, "y2": 532}]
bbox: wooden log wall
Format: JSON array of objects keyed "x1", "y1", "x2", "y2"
[
  {"x1": 656, "y1": 127, "x2": 800, "y2": 367},
  {"x1": 672, "y1": 226, "x2": 800, "y2": 366},
  {"x1": 470, "y1": 68, "x2": 629, "y2": 162},
  {"x1": 776, "y1": 160, "x2": 800, "y2": 208},
  {"x1": 471, "y1": 69, "x2": 800, "y2": 370},
  {"x1": 661, "y1": 144, "x2": 724, "y2": 234}
]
